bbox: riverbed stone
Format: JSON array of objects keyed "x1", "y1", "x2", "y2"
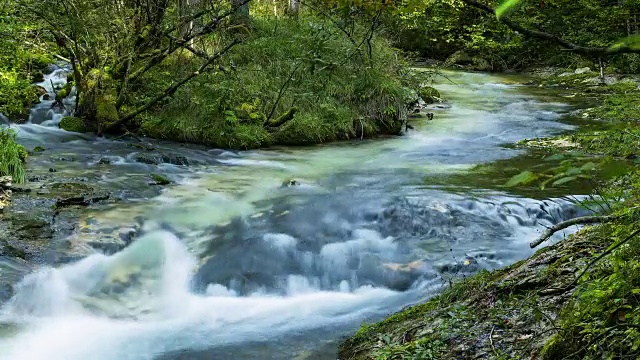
[
  {"x1": 135, "y1": 153, "x2": 193, "y2": 166},
  {"x1": 446, "y1": 50, "x2": 473, "y2": 66},
  {"x1": 574, "y1": 67, "x2": 592, "y2": 74}
]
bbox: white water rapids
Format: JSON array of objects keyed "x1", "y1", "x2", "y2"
[{"x1": 0, "y1": 231, "x2": 402, "y2": 360}]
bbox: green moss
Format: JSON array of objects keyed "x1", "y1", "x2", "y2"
[
  {"x1": 54, "y1": 82, "x2": 73, "y2": 102},
  {"x1": 150, "y1": 173, "x2": 171, "y2": 185},
  {"x1": 33, "y1": 146, "x2": 45, "y2": 152},
  {"x1": 59, "y1": 116, "x2": 87, "y2": 133},
  {"x1": 96, "y1": 96, "x2": 119, "y2": 123},
  {"x1": 267, "y1": 107, "x2": 297, "y2": 127},
  {"x1": 418, "y1": 86, "x2": 441, "y2": 104}
]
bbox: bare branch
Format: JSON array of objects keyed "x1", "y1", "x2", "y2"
[
  {"x1": 106, "y1": 39, "x2": 240, "y2": 132},
  {"x1": 530, "y1": 215, "x2": 618, "y2": 248}
]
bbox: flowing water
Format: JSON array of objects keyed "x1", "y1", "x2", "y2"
[{"x1": 0, "y1": 71, "x2": 590, "y2": 359}]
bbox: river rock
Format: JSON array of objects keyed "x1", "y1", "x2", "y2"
[
  {"x1": 34, "y1": 85, "x2": 48, "y2": 97},
  {"x1": 134, "y1": 153, "x2": 193, "y2": 166},
  {"x1": 418, "y1": 86, "x2": 441, "y2": 104},
  {"x1": 446, "y1": 50, "x2": 473, "y2": 66},
  {"x1": 574, "y1": 67, "x2": 592, "y2": 74},
  {"x1": 472, "y1": 57, "x2": 491, "y2": 72}
]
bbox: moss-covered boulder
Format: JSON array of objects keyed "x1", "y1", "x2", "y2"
[
  {"x1": 446, "y1": 50, "x2": 473, "y2": 66},
  {"x1": 418, "y1": 86, "x2": 441, "y2": 104},
  {"x1": 150, "y1": 173, "x2": 171, "y2": 186},
  {"x1": 34, "y1": 86, "x2": 48, "y2": 97},
  {"x1": 59, "y1": 116, "x2": 87, "y2": 133},
  {"x1": 31, "y1": 72, "x2": 45, "y2": 83},
  {"x1": 472, "y1": 57, "x2": 491, "y2": 72}
]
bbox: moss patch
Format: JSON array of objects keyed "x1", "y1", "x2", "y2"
[{"x1": 59, "y1": 116, "x2": 87, "y2": 133}]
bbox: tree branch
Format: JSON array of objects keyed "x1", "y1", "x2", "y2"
[
  {"x1": 105, "y1": 39, "x2": 240, "y2": 132},
  {"x1": 460, "y1": 0, "x2": 640, "y2": 56},
  {"x1": 530, "y1": 215, "x2": 618, "y2": 248}
]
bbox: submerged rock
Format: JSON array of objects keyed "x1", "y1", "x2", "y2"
[
  {"x1": 150, "y1": 173, "x2": 172, "y2": 186},
  {"x1": 134, "y1": 153, "x2": 192, "y2": 166}
]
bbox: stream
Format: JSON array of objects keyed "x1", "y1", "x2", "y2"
[{"x1": 0, "y1": 70, "x2": 590, "y2": 359}]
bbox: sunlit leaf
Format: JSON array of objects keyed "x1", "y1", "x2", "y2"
[
  {"x1": 496, "y1": 0, "x2": 524, "y2": 20},
  {"x1": 505, "y1": 170, "x2": 538, "y2": 187},
  {"x1": 552, "y1": 176, "x2": 579, "y2": 186},
  {"x1": 608, "y1": 35, "x2": 640, "y2": 53}
]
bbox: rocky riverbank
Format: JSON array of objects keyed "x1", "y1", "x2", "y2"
[{"x1": 338, "y1": 70, "x2": 640, "y2": 359}]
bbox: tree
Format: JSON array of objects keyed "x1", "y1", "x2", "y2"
[
  {"x1": 461, "y1": 0, "x2": 640, "y2": 57},
  {"x1": 14, "y1": 0, "x2": 250, "y2": 133}
]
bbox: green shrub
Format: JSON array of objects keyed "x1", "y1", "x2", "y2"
[
  {"x1": 138, "y1": 18, "x2": 415, "y2": 149},
  {"x1": 0, "y1": 127, "x2": 26, "y2": 183}
]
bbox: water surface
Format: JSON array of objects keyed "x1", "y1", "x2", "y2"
[{"x1": 0, "y1": 70, "x2": 588, "y2": 359}]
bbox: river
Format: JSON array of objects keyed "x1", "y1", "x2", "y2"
[{"x1": 0, "y1": 70, "x2": 589, "y2": 359}]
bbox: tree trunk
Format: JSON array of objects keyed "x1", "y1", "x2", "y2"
[
  {"x1": 288, "y1": 0, "x2": 299, "y2": 17},
  {"x1": 232, "y1": 0, "x2": 249, "y2": 22},
  {"x1": 179, "y1": 0, "x2": 193, "y2": 39}
]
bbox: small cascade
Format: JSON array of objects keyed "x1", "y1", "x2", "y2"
[{"x1": 28, "y1": 63, "x2": 76, "y2": 127}]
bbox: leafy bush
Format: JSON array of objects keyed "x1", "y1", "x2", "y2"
[
  {"x1": 139, "y1": 17, "x2": 416, "y2": 149},
  {"x1": 0, "y1": 127, "x2": 26, "y2": 183}
]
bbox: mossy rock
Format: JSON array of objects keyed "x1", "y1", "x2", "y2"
[
  {"x1": 418, "y1": 86, "x2": 441, "y2": 104},
  {"x1": 31, "y1": 72, "x2": 45, "y2": 83},
  {"x1": 33, "y1": 146, "x2": 46, "y2": 152},
  {"x1": 150, "y1": 173, "x2": 171, "y2": 186},
  {"x1": 59, "y1": 116, "x2": 87, "y2": 133},
  {"x1": 472, "y1": 57, "x2": 491, "y2": 72},
  {"x1": 446, "y1": 50, "x2": 472, "y2": 66},
  {"x1": 34, "y1": 86, "x2": 48, "y2": 97}
]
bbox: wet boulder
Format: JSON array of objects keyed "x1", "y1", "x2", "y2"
[
  {"x1": 472, "y1": 57, "x2": 491, "y2": 72},
  {"x1": 446, "y1": 50, "x2": 473, "y2": 66},
  {"x1": 134, "y1": 153, "x2": 193, "y2": 166},
  {"x1": 59, "y1": 116, "x2": 87, "y2": 133},
  {"x1": 280, "y1": 179, "x2": 299, "y2": 188},
  {"x1": 418, "y1": 86, "x2": 441, "y2": 104},
  {"x1": 48, "y1": 182, "x2": 110, "y2": 207}
]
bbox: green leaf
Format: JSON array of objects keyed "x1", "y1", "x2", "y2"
[
  {"x1": 505, "y1": 170, "x2": 538, "y2": 187},
  {"x1": 553, "y1": 176, "x2": 579, "y2": 186},
  {"x1": 608, "y1": 35, "x2": 640, "y2": 53},
  {"x1": 496, "y1": 0, "x2": 524, "y2": 20},
  {"x1": 580, "y1": 162, "x2": 597, "y2": 172}
]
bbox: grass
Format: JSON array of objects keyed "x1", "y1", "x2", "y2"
[
  {"x1": 137, "y1": 17, "x2": 417, "y2": 149},
  {"x1": 0, "y1": 127, "x2": 26, "y2": 183}
]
